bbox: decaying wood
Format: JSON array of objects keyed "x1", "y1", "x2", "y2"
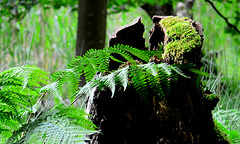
[
  {"x1": 108, "y1": 17, "x2": 146, "y2": 70},
  {"x1": 150, "y1": 15, "x2": 204, "y2": 67},
  {"x1": 109, "y1": 17, "x2": 145, "y2": 50},
  {"x1": 86, "y1": 16, "x2": 229, "y2": 144}
]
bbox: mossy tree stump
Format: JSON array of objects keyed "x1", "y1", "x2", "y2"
[{"x1": 86, "y1": 16, "x2": 229, "y2": 144}]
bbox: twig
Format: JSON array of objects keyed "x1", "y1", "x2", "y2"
[
  {"x1": 21, "y1": 113, "x2": 33, "y2": 138},
  {"x1": 36, "y1": 91, "x2": 48, "y2": 105},
  {"x1": 205, "y1": 0, "x2": 240, "y2": 34}
]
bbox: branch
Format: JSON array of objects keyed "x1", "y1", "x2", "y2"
[{"x1": 205, "y1": 0, "x2": 240, "y2": 34}]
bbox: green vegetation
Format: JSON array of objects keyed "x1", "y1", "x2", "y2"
[
  {"x1": 215, "y1": 120, "x2": 240, "y2": 144},
  {"x1": 0, "y1": 45, "x2": 187, "y2": 143},
  {"x1": 160, "y1": 16, "x2": 202, "y2": 63},
  {"x1": 193, "y1": 1, "x2": 240, "y2": 143},
  {"x1": 0, "y1": 6, "x2": 78, "y2": 72},
  {"x1": 0, "y1": 64, "x2": 98, "y2": 143},
  {"x1": 0, "y1": 0, "x2": 239, "y2": 143},
  {"x1": 205, "y1": 93, "x2": 219, "y2": 101}
]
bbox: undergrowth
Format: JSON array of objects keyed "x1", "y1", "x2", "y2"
[
  {"x1": 0, "y1": 3, "x2": 239, "y2": 143},
  {"x1": 0, "y1": 44, "x2": 188, "y2": 143}
]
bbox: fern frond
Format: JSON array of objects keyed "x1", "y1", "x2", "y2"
[
  {"x1": 79, "y1": 62, "x2": 187, "y2": 104},
  {"x1": 68, "y1": 49, "x2": 110, "y2": 81},
  {"x1": 57, "y1": 105, "x2": 97, "y2": 130},
  {"x1": 0, "y1": 110, "x2": 21, "y2": 133},
  {"x1": 129, "y1": 65, "x2": 149, "y2": 102},
  {"x1": 40, "y1": 81, "x2": 64, "y2": 104},
  {"x1": 38, "y1": 67, "x2": 81, "y2": 105},
  {"x1": 115, "y1": 65, "x2": 129, "y2": 91},
  {"x1": 138, "y1": 62, "x2": 158, "y2": 76},
  {"x1": 171, "y1": 65, "x2": 190, "y2": 78},
  {"x1": 86, "y1": 65, "x2": 130, "y2": 98},
  {"x1": 107, "y1": 47, "x2": 138, "y2": 67},
  {"x1": 0, "y1": 65, "x2": 49, "y2": 88},
  {"x1": 8, "y1": 105, "x2": 98, "y2": 144},
  {"x1": 112, "y1": 44, "x2": 163, "y2": 63},
  {"x1": 129, "y1": 63, "x2": 172, "y2": 102},
  {"x1": 157, "y1": 63, "x2": 172, "y2": 75},
  {"x1": 98, "y1": 73, "x2": 116, "y2": 97},
  {"x1": 52, "y1": 68, "x2": 79, "y2": 100},
  {"x1": 67, "y1": 44, "x2": 162, "y2": 82},
  {"x1": 0, "y1": 65, "x2": 49, "y2": 139},
  {"x1": 74, "y1": 82, "x2": 95, "y2": 104},
  {"x1": 0, "y1": 126, "x2": 13, "y2": 138}
]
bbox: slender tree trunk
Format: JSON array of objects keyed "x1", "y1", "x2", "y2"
[{"x1": 76, "y1": 0, "x2": 107, "y2": 86}]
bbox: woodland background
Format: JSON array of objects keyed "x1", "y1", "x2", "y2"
[{"x1": 0, "y1": 0, "x2": 240, "y2": 143}]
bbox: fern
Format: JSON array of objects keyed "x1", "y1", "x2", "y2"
[
  {"x1": 115, "y1": 65, "x2": 129, "y2": 91},
  {"x1": 68, "y1": 49, "x2": 110, "y2": 81},
  {"x1": 8, "y1": 105, "x2": 98, "y2": 144},
  {"x1": 38, "y1": 67, "x2": 80, "y2": 105},
  {"x1": 97, "y1": 66, "x2": 129, "y2": 97},
  {"x1": 67, "y1": 44, "x2": 189, "y2": 105},
  {"x1": 215, "y1": 120, "x2": 240, "y2": 144},
  {"x1": 0, "y1": 44, "x2": 190, "y2": 143},
  {"x1": 68, "y1": 44, "x2": 159, "y2": 82},
  {"x1": 129, "y1": 62, "x2": 180, "y2": 103},
  {"x1": 1, "y1": 65, "x2": 49, "y2": 88},
  {"x1": 0, "y1": 65, "x2": 98, "y2": 143},
  {"x1": 73, "y1": 62, "x2": 187, "y2": 105},
  {"x1": 0, "y1": 65, "x2": 49, "y2": 137}
]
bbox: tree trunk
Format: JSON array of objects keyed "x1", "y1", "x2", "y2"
[
  {"x1": 76, "y1": 0, "x2": 107, "y2": 86},
  {"x1": 86, "y1": 16, "x2": 230, "y2": 144}
]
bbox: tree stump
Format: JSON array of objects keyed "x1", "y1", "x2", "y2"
[{"x1": 86, "y1": 16, "x2": 229, "y2": 144}]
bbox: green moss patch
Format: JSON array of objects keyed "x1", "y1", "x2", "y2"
[
  {"x1": 160, "y1": 16, "x2": 202, "y2": 63},
  {"x1": 205, "y1": 93, "x2": 219, "y2": 101}
]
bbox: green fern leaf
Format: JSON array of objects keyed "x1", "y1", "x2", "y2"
[
  {"x1": 40, "y1": 81, "x2": 65, "y2": 104},
  {"x1": 171, "y1": 65, "x2": 190, "y2": 78},
  {"x1": 115, "y1": 65, "x2": 129, "y2": 91},
  {"x1": 138, "y1": 62, "x2": 158, "y2": 76},
  {"x1": 157, "y1": 63, "x2": 172, "y2": 75},
  {"x1": 0, "y1": 65, "x2": 48, "y2": 139},
  {"x1": 99, "y1": 73, "x2": 116, "y2": 97},
  {"x1": 8, "y1": 105, "x2": 98, "y2": 144}
]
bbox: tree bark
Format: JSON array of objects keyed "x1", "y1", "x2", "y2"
[
  {"x1": 76, "y1": 0, "x2": 107, "y2": 86},
  {"x1": 108, "y1": 17, "x2": 146, "y2": 70}
]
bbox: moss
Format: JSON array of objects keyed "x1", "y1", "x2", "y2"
[
  {"x1": 160, "y1": 16, "x2": 202, "y2": 64},
  {"x1": 205, "y1": 93, "x2": 219, "y2": 101},
  {"x1": 203, "y1": 93, "x2": 219, "y2": 110}
]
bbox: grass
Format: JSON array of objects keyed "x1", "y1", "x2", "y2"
[
  {"x1": 0, "y1": 6, "x2": 152, "y2": 72},
  {"x1": 193, "y1": 0, "x2": 240, "y2": 142},
  {"x1": 0, "y1": 2, "x2": 239, "y2": 143},
  {"x1": 0, "y1": 6, "x2": 77, "y2": 72}
]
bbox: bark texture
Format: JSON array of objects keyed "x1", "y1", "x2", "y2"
[
  {"x1": 86, "y1": 16, "x2": 229, "y2": 144},
  {"x1": 76, "y1": 0, "x2": 107, "y2": 86},
  {"x1": 109, "y1": 17, "x2": 146, "y2": 70}
]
